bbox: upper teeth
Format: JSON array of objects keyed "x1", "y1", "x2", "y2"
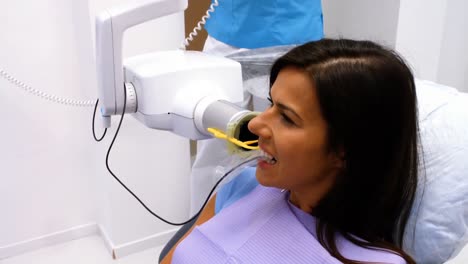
[{"x1": 260, "y1": 150, "x2": 276, "y2": 164}]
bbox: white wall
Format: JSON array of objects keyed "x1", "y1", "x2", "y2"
[
  {"x1": 0, "y1": 0, "x2": 100, "y2": 250},
  {"x1": 395, "y1": 0, "x2": 468, "y2": 92},
  {"x1": 323, "y1": 0, "x2": 468, "y2": 92},
  {"x1": 322, "y1": 0, "x2": 401, "y2": 48},
  {"x1": 436, "y1": 0, "x2": 468, "y2": 92},
  {"x1": 1, "y1": 0, "x2": 191, "y2": 259},
  {"x1": 395, "y1": 0, "x2": 448, "y2": 85}
]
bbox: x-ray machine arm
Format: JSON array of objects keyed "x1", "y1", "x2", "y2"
[{"x1": 95, "y1": 0, "x2": 257, "y2": 144}]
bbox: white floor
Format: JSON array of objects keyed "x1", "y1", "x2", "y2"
[
  {"x1": 1, "y1": 235, "x2": 467, "y2": 264},
  {"x1": 0, "y1": 236, "x2": 164, "y2": 264}
]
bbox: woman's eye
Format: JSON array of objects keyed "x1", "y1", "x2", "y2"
[
  {"x1": 280, "y1": 113, "x2": 295, "y2": 125},
  {"x1": 267, "y1": 97, "x2": 295, "y2": 126}
]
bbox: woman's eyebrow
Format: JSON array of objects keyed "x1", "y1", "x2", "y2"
[{"x1": 275, "y1": 102, "x2": 303, "y2": 121}]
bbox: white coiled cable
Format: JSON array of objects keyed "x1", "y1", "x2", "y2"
[
  {"x1": 0, "y1": 68, "x2": 95, "y2": 107},
  {"x1": 2, "y1": 1, "x2": 220, "y2": 106},
  {"x1": 180, "y1": 0, "x2": 219, "y2": 49}
]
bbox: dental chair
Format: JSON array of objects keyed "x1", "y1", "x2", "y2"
[
  {"x1": 404, "y1": 79, "x2": 468, "y2": 263},
  {"x1": 159, "y1": 45, "x2": 468, "y2": 264}
]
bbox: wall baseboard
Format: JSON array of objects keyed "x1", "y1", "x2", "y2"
[
  {"x1": 101, "y1": 227, "x2": 179, "y2": 259},
  {"x1": 0, "y1": 223, "x2": 98, "y2": 259},
  {"x1": 1, "y1": 223, "x2": 179, "y2": 260}
]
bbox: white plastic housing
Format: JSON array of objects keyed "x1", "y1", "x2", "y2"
[
  {"x1": 124, "y1": 50, "x2": 244, "y2": 139},
  {"x1": 95, "y1": 0, "x2": 188, "y2": 119}
]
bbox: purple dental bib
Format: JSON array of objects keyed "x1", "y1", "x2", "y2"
[
  {"x1": 172, "y1": 182, "x2": 405, "y2": 263},
  {"x1": 172, "y1": 184, "x2": 340, "y2": 263}
]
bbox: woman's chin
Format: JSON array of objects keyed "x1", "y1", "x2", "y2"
[{"x1": 255, "y1": 170, "x2": 276, "y2": 187}]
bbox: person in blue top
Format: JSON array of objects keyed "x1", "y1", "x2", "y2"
[
  {"x1": 190, "y1": 0, "x2": 325, "y2": 215},
  {"x1": 204, "y1": 0, "x2": 323, "y2": 49}
]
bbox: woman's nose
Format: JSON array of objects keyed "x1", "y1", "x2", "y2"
[{"x1": 248, "y1": 111, "x2": 271, "y2": 139}]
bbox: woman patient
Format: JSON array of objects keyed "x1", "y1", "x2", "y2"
[{"x1": 160, "y1": 39, "x2": 419, "y2": 263}]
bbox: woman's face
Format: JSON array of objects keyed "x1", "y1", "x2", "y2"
[{"x1": 248, "y1": 67, "x2": 344, "y2": 208}]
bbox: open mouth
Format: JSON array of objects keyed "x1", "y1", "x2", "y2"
[{"x1": 260, "y1": 149, "x2": 277, "y2": 165}]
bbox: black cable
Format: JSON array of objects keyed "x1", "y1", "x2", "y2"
[
  {"x1": 92, "y1": 99, "x2": 107, "y2": 141},
  {"x1": 99, "y1": 89, "x2": 258, "y2": 226}
]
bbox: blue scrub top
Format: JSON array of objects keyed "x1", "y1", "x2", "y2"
[{"x1": 204, "y1": 0, "x2": 323, "y2": 49}]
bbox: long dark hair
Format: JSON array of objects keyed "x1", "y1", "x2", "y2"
[{"x1": 270, "y1": 39, "x2": 418, "y2": 263}]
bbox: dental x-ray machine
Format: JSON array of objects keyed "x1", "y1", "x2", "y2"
[{"x1": 96, "y1": 0, "x2": 258, "y2": 151}]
